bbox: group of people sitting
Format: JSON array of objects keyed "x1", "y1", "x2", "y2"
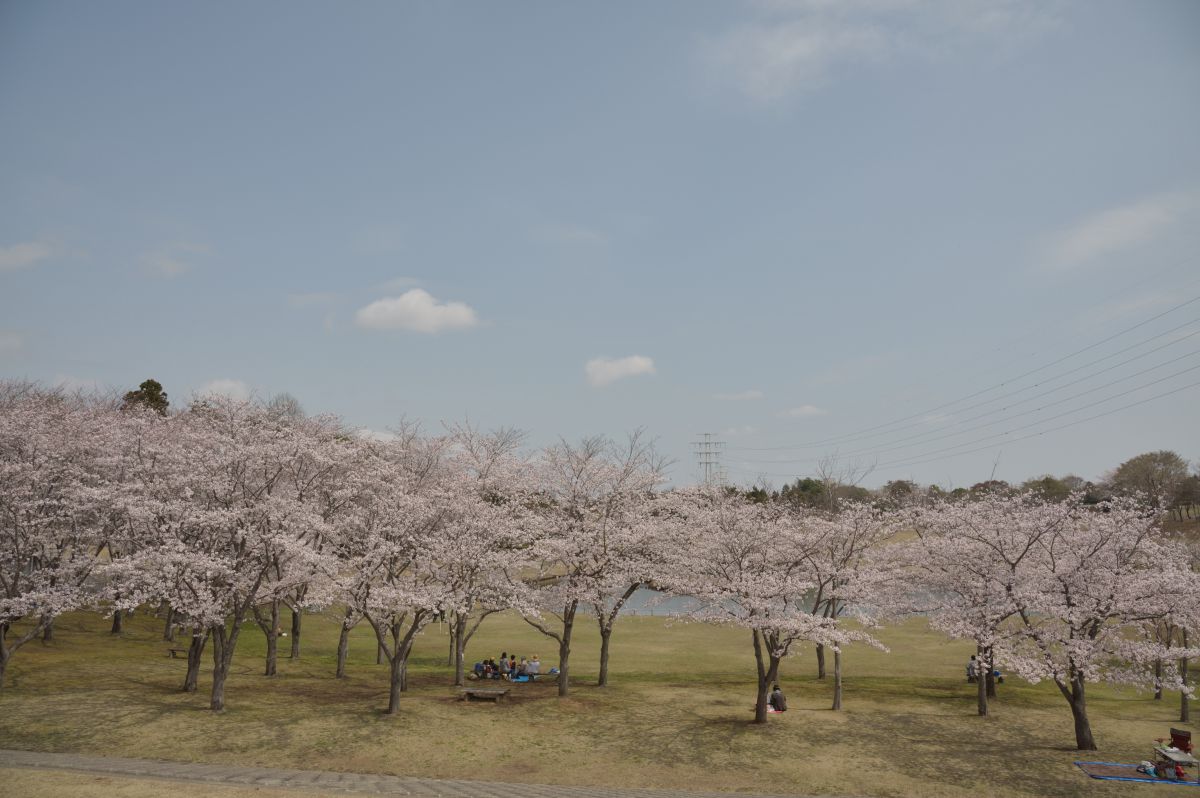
[{"x1": 471, "y1": 652, "x2": 553, "y2": 682}]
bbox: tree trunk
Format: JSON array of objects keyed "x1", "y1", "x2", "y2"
[
  {"x1": 263, "y1": 602, "x2": 279, "y2": 677},
  {"x1": 289, "y1": 608, "x2": 301, "y2": 659},
  {"x1": 377, "y1": 617, "x2": 422, "y2": 712},
  {"x1": 376, "y1": 641, "x2": 384, "y2": 665},
  {"x1": 976, "y1": 644, "x2": 988, "y2": 716},
  {"x1": 557, "y1": 609, "x2": 575, "y2": 698},
  {"x1": 163, "y1": 605, "x2": 175, "y2": 642},
  {"x1": 209, "y1": 620, "x2": 242, "y2": 712},
  {"x1": 183, "y1": 630, "x2": 207, "y2": 693},
  {"x1": 110, "y1": 609, "x2": 123, "y2": 635},
  {"x1": 386, "y1": 652, "x2": 403, "y2": 714},
  {"x1": 832, "y1": 647, "x2": 843, "y2": 710},
  {"x1": 265, "y1": 633, "x2": 278, "y2": 676},
  {"x1": 336, "y1": 624, "x2": 350, "y2": 679},
  {"x1": 751, "y1": 629, "x2": 781, "y2": 724},
  {"x1": 593, "y1": 585, "x2": 638, "y2": 689},
  {"x1": 210, "y1": 631, "x2": 229, "y2": 711},
  {"x1": 41, "y1": 616, "x2": 53, "y2": 643},
  {"x1": 1154, "y1": 658, "x2": 1163, "y2": 700},
  {"x1": 1180, "y1": 633, "x2": 1190, "y2": 724},
  {"x1": 598, "y1": 626, "x2": 613, "y2": 687},
  {"x1": 816, "y1": 643, "x2": 826, "y2": 679},
  {"x1": 448, "y1": 612, "x2": 456, "y2": 667},
  {"x1": 453, "y1": 616, "x2": 467, "y2": 687},
  {"x1": 1061, "y1": 674, "x2": 1097, "y2": 751}
]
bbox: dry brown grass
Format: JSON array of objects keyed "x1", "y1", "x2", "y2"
[{"x1": 0, "y1": 610, "x2": 1191, "y2": 797}]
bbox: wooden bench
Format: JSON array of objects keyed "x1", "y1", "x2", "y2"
[
  {"x1": 459, "y1": 688, "x2": 509, "y2": 703},
  {"x1": 166, "y1": 648, "x2": 189, "y2": 659}
]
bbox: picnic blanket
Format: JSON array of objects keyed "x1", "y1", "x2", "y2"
[{"x1": 1075, "y1": 761, "x2": 1200, "y2": 786}]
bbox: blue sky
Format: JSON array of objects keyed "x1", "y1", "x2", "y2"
[{"x1": 2, "y1": 0, "x2": 1198, "y2": 489}]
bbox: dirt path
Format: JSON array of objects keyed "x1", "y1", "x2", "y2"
[{"x1": 0, "y1": 748, "x2": 847, "y2": 798}]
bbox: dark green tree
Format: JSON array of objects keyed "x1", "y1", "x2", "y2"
[
  {"x1": 1107, "y1": 450, "x2": 1190, "y2": 505},
  {"x1": 122, "y1": 379, "x2": 169, "y2": 415},
  {"x1": 779, "y1": 477, "x2": 824, "y2": 508},
  {"x1": 1020, "y1": 475, "x2": 1071, "y2": 502}
]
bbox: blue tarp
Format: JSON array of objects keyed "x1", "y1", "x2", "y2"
[{"x1": 1075, "y1": 761, "x2": 1199, "y2": 786}]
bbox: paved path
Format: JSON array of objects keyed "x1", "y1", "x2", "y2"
[{"x1": 0, "y1": 749, "x2": 846, "y2": 798}]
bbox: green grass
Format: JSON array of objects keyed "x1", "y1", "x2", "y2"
[{"x1": 0, "y1": 609, "x2": 1192, "y2": 797}]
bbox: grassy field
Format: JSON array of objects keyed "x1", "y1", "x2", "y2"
[{"x1": 0, "y1": 608, "x2": 1193, "y2": 798}]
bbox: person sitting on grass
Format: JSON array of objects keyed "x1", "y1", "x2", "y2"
[
  {"x1": 768, "y1": 684, "x2": 788, "y2": 713},
  {"x1": 471, "y1": 661, "x2": 485, "y2": 680},
  {"x1": 498, "y1": 656, "x2": 511, "y2": 679},
  {"x1": 527, "y1": 655, "x2": 541, "y2": 676}
]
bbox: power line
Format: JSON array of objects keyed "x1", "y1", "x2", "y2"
[
  {"x1": 731, "y1": 318, "x2": 1200, "y2": 453},
  {"x1": 737, "y1": 348, "x2": 1200, "y2": 464},
  {"x1": 912, "y1": 260, "x2": 1200, "y2": 391},
  {"x1": 726, "y1": 377, "x2": 1200, "y2": 480},
  {"x1": 729, "y1": 292, "x2": 1200, "y2": 453},
  {"x1": 873, "y1": 379, "x2": 1200, "y2": 472}
]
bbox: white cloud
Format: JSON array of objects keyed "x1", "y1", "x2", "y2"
[
  {"x1": 355, "y1": 289, "x2": 480, "y2": 334},
  {"x1": 196, "y1": 379, "x2": 251, "y2": 401},
  {"x1": 779, "y1": 404, "x2": 828, "y2": 417},
  {"x1": 715, "y1": 389, "x2": 764, "y2": 401},
  {"x1": 1042, "y1": 193, "x2": 1194, "y2": 270},
  {"x1": 585, "y1": 355, "x2": 657, "y2": 387},
  {"x1": 0, "y1": 242, "x2": 53, "y2": 273},
  {"x1": 706, "y1": 0, "x2": 1058, "y2": 101},
  {"x1": 709, "y1": 18, "x2": 888, "y2": 101},
  {"x1": 0, "y1": 331, "x2": 24, "y2": 353}
]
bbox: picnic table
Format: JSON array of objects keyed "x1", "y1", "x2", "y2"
[
  {"x1": 1152, "y1": 746, "x2": 1199, "y2": 783},
  {"x1": 459, "y1": 688, "x2": 509, "y2": 703}
]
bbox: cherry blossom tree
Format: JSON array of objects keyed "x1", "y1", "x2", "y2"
[
  {"x1": 438, "y1": 424, "x2": 533, "y2": 686},
  {"x1": 114, "y1": 398, "x2": 333, "y2": 709},
  {"x1": 335, "y1": 428, "x2": 457, "y2": 714},
  {"x1": 657, "y1": 487, "x2": 870, "y2": 723},
  {"x1": 796, "y1": 503, "x2": 898, "y2": 710},
  {"x1": 519, "y1": 433, "x2": 663, "y2": 697},
  {"x1": 898, "y1": 495, "x2": 1074, "y2": 717},
  {"x1": 0, "y1": 387, "x2": 113, "y2": 690},
  {"x1": 913, "y1": 492, "x2": 1198, "y2": 749}
]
